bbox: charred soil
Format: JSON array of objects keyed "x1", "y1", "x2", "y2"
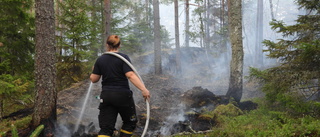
[{"x1": 55, "y1": 73, "x2": 257, "y2": 137}]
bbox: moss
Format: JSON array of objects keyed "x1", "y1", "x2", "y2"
[
  {"x1": 213, "y1": 103, "x2": 243, "y2": 117},
  {"x1": 198, "y1": 114, "x2": 213, "y2": 120},
  {"x1": 165, "y1": 101, "x2": 320, "y2": 137},
  {"x1": 11, "y1": 124, "x2": 18, "y2": 137},
  {"x1": 0, "y1": 131, "x2": 7, "y2": 137},
  {"x1": 14, "y1": 116, "x2": 32, "y2": 129}
]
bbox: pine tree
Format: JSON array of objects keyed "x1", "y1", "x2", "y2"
[
  {"x1": 0, "y1": 0, "x2": 35, "y2": 76},
  {"x1": 0, "y1": 0, "x2": 34, "y2": 120},
  {"x1": 250, "y1": 0, "x2": 320, "y2": 114},
  {"x1": 56, "y1": 0, "x2": 95, "y2": 90},
  {"x1": 32, "y1": 0, "x2": 57, "y2": 135}
]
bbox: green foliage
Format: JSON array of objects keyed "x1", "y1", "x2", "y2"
[
  {"x1": 56, "y1": 0, "x2": 97, "y2": 90},
  {"x1": 29, "y1": 125, "x2": 44, "y2": 137},
  {"x1": 54, "y1": 0, "x2": 174, "y2": 91},
  {"x1": 0, "y1": 74, "x2": 30, "y2": 95},
  {"x1": 2, "y1": 120, "x2": 43, "y2": 137},
  {"x1": 174, "y1": 105, "x2": 320, "y2": 137},
  {"x1": 176, "y1": 99, "x2": 320, "y2": 137},
  {"x1": 0, "y1": 74, "x2": 33, "y2": 117},
  {"x1": 0, "y1": 116, "x2": 32, "y2": 136},
  {"x1": 86, "y1": 0, "x2": 103, "y2": 61},
  {"x1": 13, "y1": 116, "x2": 32, "y2": 129},
  {"x1": 112, "y1": 1, "x2": 166, "y2": 54},
  {"x1": 0, "y1": 0, "x2": 35, "y2": 119},
  {"x1": 0, "y1": 131, "x2": 6, "y2": 137},
  {"x1": 197, "y1": 102, "x2": 244, "y2": 124},
  {"x1": 209, "y1": 108, "x2": 320, "y2": 137},
  {"x1": 189, "y1": 0, "x2": 228, "y2": 56},
  {"x1": 0, "y1": 0, "x2": 35, "y2": 76},
  {"x1": 0, "y1": 59, "x2": 10, "y2": 73},
  {"x1": 11, "y1": 124, "x2": 18, "y2": 137},
  {"x1": 248, "y1": 0, "x2": 320, "y2": 116},
  {"x1": 212, "y1": 103, "x2": 244, "y2": 124},
  {"x1": 248, "y1": 67, "x2": 320, "y2": 116},
  {"x1": 107, "y1": 0, "x2": 173, "y2": 54},
  {"x1": 55, "y1": 0, "x2": 172, "y2": 90},
  {"x1": 56, "y1": 59, "x2": 90, "y2": 90}
]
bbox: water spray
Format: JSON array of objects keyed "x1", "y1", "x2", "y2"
[
  {"x1": 74, "y1": 82, "x2": 93, "y2": 133},
  {"x1": 103, "y1": 52, "x2": 150, "y2": 137}
]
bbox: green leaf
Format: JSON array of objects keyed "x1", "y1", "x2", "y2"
[{"x1": 29, "y1": 125, "x2": 44, "y2": 137}]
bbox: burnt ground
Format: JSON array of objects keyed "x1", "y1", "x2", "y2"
[
  {"x1": 55, "y1": 48, "x2": 262, "y2": 137},
  {"x1": 55, "y1": 73, "x2": 260, "y2": 137},
  {"x1": 55, "y1": 74, "x2": 199, "y2": 136}
]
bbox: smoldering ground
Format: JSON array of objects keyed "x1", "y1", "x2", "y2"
[{"x1": 55, "y1": 46, "x2": 262, "y2": 136}]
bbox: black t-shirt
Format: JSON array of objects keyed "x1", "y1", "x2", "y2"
[{"x1": 92, "y1": 52, "x2": 133, "y2": 88}]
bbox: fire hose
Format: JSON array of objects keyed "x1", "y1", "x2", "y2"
[{"x1": 104, "y1": 52, "x2": 150, "y2": 137}]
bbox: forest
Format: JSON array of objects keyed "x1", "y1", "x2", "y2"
[{"x1": 0, "y1": 0, "x2": 320, "y2": 137}]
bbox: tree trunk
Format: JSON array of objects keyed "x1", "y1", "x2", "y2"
[
  {"x1": 198, "y1": 2, "x2": 204, "y2": 48},
  {"x1": 221, "y1": 0, "x2": 225, "y2": 26},
  {"x1": 0, "y1": 100, "x2": 3, "y2": 120},
  {"x1": 226, "y1": 0, "x2": 244, "y2": 103},
  {"x1": 205, "y1": 0, "x2": 210, "y2": 50},
  {"x1": 145, "y1": 0, "x2": 150, "y2": 25},
  {"x1": 91, "y1": 0, "x2": 99, "y2": 56},
  {"x1": 269, "y1": 0, "x2": 275, "y2": 20},
  {"x1": 32, "y1": 0, "x2": 57, "y2": 136},
  {"x1": 174, "y1": 0, "x2": 182, "y2": 74},
  {"x1": 185, "y1": 0, "x2": 190, "y2": 48},
  {"x1": 153, "y1": 0, "x2": 162, "y2": 74},
  {"x1": 221, "y1": 0, "x2": 229, "y2": 63},
  {"x1": 255, "y1": 0, "x2": 263, "y2": 67},
  {"x1": 205, "y1": 0, "x2": 210, "y2": 64},
  {"x1": 56, "y1": 0, "x2": 61, "y2": 61},
  {"x1": 103, "y1": 0, "x2": 111, "y2": 52}
]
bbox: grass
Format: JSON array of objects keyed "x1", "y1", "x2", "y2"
[
  {"x1": 173, "y1": 99, "x2": 320, "y2": 137},
  {"x1": 0, "y1": 115, "x2": 32, "y2": 135},
  {"x1": 210, "y1": 109, "x2": 320, "y2": 137}
]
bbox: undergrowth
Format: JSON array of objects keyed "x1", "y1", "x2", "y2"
[
  {"x1": 1, "y1": 99, "x2": 319, "y2": 137},
  {"x1": 0, "y1": 116, "x2": 32, "y2": 136},
  {"x1": 173, "y1": 99, "x2": 320, "y2": 137}
]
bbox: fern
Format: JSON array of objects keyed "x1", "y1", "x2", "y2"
[
  {"x1": 0, "y1": 132, "x2": 6, "y2": 137},
  {"x1": 11, "y1": 124, "x2": 18, "y2": 137},
  {"x1": 29, "y1": 125, "x2": 44, "y2": 137}
]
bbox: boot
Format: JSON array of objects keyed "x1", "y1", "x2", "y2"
[
  {"x1": 119, "y1": 129, "x2": 133, "y2": 137},
  {"x1": 97, "y1": 135, "x2": 111, "y2": 137}
]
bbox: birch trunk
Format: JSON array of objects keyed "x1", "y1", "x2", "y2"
[{"x1": 226, "y1": 0, "x2": 244, "y2": 103}]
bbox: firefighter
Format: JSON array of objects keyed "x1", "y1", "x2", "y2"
[{"x1": 90, "y1": 35, "x2": 150, "y2": 137}]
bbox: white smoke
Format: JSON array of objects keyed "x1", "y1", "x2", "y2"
[{"x1": 159, "y1": 103, "x2": 186, "y2": 136}]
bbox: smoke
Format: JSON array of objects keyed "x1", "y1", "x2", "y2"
[
  {"x1": 56, "y1": 81, "x2": 100, "y2": 135},
  {"x1": 55, "y1": 1, "x2": 303, "y2": 136},
  {"x1": 158, "y1": 103, "x2": 186, "y2": 136},
  {"x1": 54, "y1": 123, "x2": 72, "y2": 137}
]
